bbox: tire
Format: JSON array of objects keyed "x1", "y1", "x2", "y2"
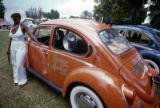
[
  {"x1": 70, "y1": 86, "x2": 104, "y2": 108},
  {"x1": 144, "y1": 59, "x2": 159, "y2": 73},
  {"x1": 144, "y1": 59, "x2": 160, "y2": 84}
]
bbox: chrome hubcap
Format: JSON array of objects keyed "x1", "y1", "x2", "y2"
[{"x1": 76, "y1": 93, "x2": 96, "y2": 108}]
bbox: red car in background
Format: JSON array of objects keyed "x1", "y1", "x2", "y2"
[{"x1": 0, "y1": 19, "x2": 10, "y2": 29}]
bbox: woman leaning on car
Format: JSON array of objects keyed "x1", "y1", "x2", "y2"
[{"x1": 5, "y1": 8, "x2": 39, "y2": 88}]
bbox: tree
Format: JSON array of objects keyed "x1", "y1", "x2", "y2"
[
  {"x1": 149, "y1": 0, "x2": 160, "y2": 29},
  {"x1": 94, "y1": 0, "x2": 148, "y2": 25},
  {"x1": 69, "y1": 16, "x2": 80, "y2": 19},
  {"x1": 0, "y1": 0, "x2": 5, "y2": 18},
  {"x1": 43, "y1": 9, "x2": 59, "y2": 19},
  {"x1": 26, "y1": 7, "x2": 39, "y2": 19},
  {"x1": 93, "y1": 0, "x2": 112, "y2": 23},
  {"x1": 80, "y1": 10, "x2": 92, "y2": 19}
]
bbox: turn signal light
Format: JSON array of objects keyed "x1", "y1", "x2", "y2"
[{"x1": 122, "y1": 84, "x2": 136, "y2": 105}]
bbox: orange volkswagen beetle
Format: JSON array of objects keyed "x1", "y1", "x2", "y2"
[{"x1": 26, "y1": 19, "x2": 160, "y2": 108}]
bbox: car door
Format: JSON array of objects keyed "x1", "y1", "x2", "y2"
[
  {"x1": 28, "y1": 26, "x2": 52, "y2": 78},
  {"x1": 48, "y1": 27, "x2": 90, "y2": 87}
]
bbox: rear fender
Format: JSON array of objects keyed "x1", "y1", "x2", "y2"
[{"x1": 62, "y1": 67, "x2": 128, "y2": 108}]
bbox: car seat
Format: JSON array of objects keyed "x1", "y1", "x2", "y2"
[{"x1": 55, "y1": 30, "x2": 64, "y2": 49}]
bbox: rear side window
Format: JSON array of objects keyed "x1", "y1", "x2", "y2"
[
  {"x1": 127, "y1": 31, "x2": 150, "y2": 45},
  {"x1": 99, "y1": 29, "x2": 132, "y2": 55}
]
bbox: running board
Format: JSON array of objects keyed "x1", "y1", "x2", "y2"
[{"x1": 26, "y1": 67, "x2": 63, "y2": 93}]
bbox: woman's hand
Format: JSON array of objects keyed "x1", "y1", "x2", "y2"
[
  {"x1": 6, "y1": 49, "x2": 10, "y2": 62},
  {"x1": 6, "y1": 49, "x2": 10, "y2": 56},
  {"x1": 21, "y1": 24, "x2": 41, "y2": 45}
]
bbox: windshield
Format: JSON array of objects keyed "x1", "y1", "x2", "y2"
[{"x1": 99, "y1": 29, "x2": 132, "y2": 55}]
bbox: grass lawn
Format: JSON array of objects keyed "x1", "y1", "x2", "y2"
[{"x1": 0, "y1": 31, "x2": 71, "y2": 108}]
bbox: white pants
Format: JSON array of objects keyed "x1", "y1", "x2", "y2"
[{"x1": 10, "y1": 40, "x2": 27, "y2": 85}]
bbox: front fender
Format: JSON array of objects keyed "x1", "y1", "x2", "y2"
[{"x1": 62, "y1": 67, "x2": 128, "y2": 108}]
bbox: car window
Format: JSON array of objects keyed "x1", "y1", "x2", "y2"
[
  {"x1": 34, "y1": 26, "x2": 51, "y2": 46},
  {"x1": 118, "y1": 30, "x2": 126, "y2": 37},
  {"x1": 53, "y1": 28, "x2": 88, "y2": 56},
  {"x1": 99, "y1": 29, "x2": 132, "y2": 55},
  {"x1": 127, "y1": 31, "x2": 150, "y2": 45}
]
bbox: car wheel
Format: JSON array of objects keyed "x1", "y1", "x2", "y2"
[
  {"x1": 144, "y1": 59, "x2": 159, "y2": 73},
  {"x1": 144, "y1": 59, "x2": 160, "y2": 84},
  {"x1": 70, "y1": 86, "x2": 104, "y2": 108}
]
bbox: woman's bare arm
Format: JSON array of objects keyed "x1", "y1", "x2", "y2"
[
  {"x1": 7, "y1": 38, "x2": 12, "y2": 62},
  {"x1": 7, "y1": 38, "x2": 12, "y2": 54},
  {"x1": 21, "y1": 23, "x2": 39, "y2": 43}
]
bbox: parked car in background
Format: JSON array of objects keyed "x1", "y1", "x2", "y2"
[
  {"x1": 113, "y1": 25, "x2": 160, "y2": 74},
  {"x1": 26, "y1": 19, "x2": 160, "y2": 108},
  {"x1": 0, "y1": 19, "x2": 10, "y2": 29},
  {"x1": 23, "y1": 20, "x2": 37, "y2": 30}
]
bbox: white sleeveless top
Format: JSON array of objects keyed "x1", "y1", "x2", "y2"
[{"x1": 9, "y1": 24, "x2": 25, "y2": 41}]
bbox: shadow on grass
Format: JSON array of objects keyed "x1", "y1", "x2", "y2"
[{"x1": 25, "y1": 71, "x2": 71, "y2": 108}]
